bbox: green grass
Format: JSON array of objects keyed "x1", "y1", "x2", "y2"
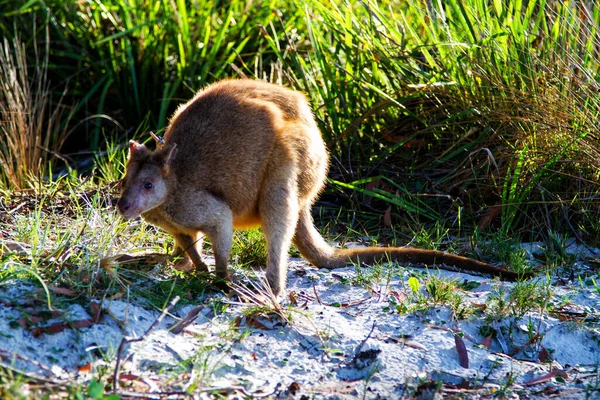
[
  {"x1": 230, "y1": 229, "x2": 268, "y2": 269},
  {"x1": 2, "y1": 0, "x2": 288, "y2": 151},
  {"x1": 469, "y1": 229, "x2": 532, "y2": 274},
  {"x1": 391, "y1": 273, "x2": 474, "y2": 319},
  {"x1": 274, "y1": 0, "x2": 600, "y2": 239},
  {"x1": 485, "y1": 279, "x2": 553, "y2": 322}
]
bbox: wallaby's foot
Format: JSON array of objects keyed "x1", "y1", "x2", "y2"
[
  {"x1": 266, "y1": 277, "x2": 283, "y2": 298},
  {"x1": 213, "y1": 277, "x2": 231, "y2": 292},
  {"x1": 212, "y1": 270, "x2": 231, "y2": 292},
  {"x1": 173, "y1": 257, "x2": 194, "y2": 271}
]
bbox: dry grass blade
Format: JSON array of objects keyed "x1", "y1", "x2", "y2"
[{"x1": 229, "y1": 276, "x2": 292, "y2": 325}]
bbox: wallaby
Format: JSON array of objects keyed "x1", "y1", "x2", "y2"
[{"x1": 117, "y1": 79, "x2": 526, "y2": 296}]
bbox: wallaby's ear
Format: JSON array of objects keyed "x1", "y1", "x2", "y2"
[
  {"x1": 128, "y1": 140, "x2": 146, "y2": 158},
  {"x1": 158, "y1": 144, "x2": 177, "y2": 165},
  {"x1": 149, "y1": 131, "x2": 165, "y2": 147}
]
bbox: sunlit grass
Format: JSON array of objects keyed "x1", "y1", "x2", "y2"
[{"x1": 2, "y1": 0, "x2": 600, "y2": 238}]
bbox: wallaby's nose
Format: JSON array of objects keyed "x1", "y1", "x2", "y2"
[{"x1": 117, "y1": 199, "x2": 130, "y2": 213}]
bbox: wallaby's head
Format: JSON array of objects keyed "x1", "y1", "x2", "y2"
[{"x1": 117, "y1": 140, "x2": 177, "y2": 220}]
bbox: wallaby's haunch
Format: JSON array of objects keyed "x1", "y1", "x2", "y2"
[{"x1": 117, "y1": 79, "x2": 525, "y2": 296}]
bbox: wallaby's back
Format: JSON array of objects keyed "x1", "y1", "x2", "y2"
[{"x1": 163, "y1": 79, "x2": 328, "y2": 227}]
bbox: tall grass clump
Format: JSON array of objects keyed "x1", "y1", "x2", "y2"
[
  {"x1": 7, "y1": 0, "x2": 297, "y2": 151},
  {"x1": 0, "y1": 29, "x2": 72, "y2": 189},
  {"x1": 2, "y1": 0, "x2": 600, "y2": 240},
  {"x1": 265, "y1": 0, "x2": 600, "y2": 239}
]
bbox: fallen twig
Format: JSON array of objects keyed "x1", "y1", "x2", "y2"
[
  {"x1": 312, "y1": 280, "x2": 323, "y2": 305},
  {"x1": 0, "y1": 348, "x2": 62, "y2": 377},
  {"x1": 112, "y1": 296, "x2": 180, "y2": 393},
  {"x1": 112, "y1": 389, "x2": 193, "y2": 399},
  {"x1": 524, "y1": 368, "x2": 569, "y2": 386}
]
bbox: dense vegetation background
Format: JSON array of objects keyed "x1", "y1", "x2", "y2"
[{"x1": 2, "y1": 0, "x2": 600, "y2": 243}]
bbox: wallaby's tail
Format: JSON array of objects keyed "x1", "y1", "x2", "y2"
[{"x1": 292, "y1": 207, "x2": 529, "y2": 281}]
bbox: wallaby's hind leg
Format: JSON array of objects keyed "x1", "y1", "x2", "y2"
[
  {"x1": 173, "y1": 232, "x2": 208, "y2": 272},
  {"x1": 260, "y1": 163, "x2": 299, "y2": 296}
]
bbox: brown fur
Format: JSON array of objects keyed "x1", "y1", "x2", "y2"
[{"x1": 117, "y1": 79, "x2": 528, "y2": 296}]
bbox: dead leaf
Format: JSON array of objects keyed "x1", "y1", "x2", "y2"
[
  {"x1": 404, "y1": 340, "x2": 428, "y2": 351},
  {"x1": 232, "y1": 316, "x2": 271, "y2": 330},
  {"x1": 22, "y1": 307, "x2": 62, "y2": 318},
  {"x1": 480, "y1": 335, "x2": 493, "y2": 350},
  {"x1": 454, "y1": 334, "x2": 469, "y2": 368},
  {"x1": 245, "y1": 316, "x2": 271, "y2": 330},
  {"x1": 383, "y1": 206, "x2": 392, "y2": 228},
  {"x1": 478, "y1": 205, "x2": 502, "y2": 230},
  {"x1": 18, "y1": 316, "x2": 43, "y2": 327},
  {"x1": 523, "y1": 369, "x2": 569, "y2": 386},
  {"x1": 288, "y1": 381, "x2": 301, "y2": 395},
  {"x1": 89, "y1": 302, "x2": 103, "y2": 323},
  {"x1": 288, "y1": 291, "x2": 297, "y2": 305},
  {"x1": 387, "y1": 334, "x2": 412, "y2": 343},
  {"x1": 117, "y1": 373, "x2": 141, "y2": 381},
  {"x1": 29, "y1": 319, "x2": 94, "y2": 337},
  {"x1": 78, "y1": 363, "x2": 92, "y2": 373},
  {"x1": 553, "y1": 310, "x2": 587, "y2": 322},
  {"x1": 72, "y1": 319, "x2": 94, "y2": 329},
  {"x1": 387, "y1": 335, "x2": 427, "y2": 351},
  {"x1": 389, "y1": 290, "x2": 408, "y2": 303},
  {"x1": 457, "y1": 380, "x2": 471, "y2": 389},
  {"x1": 48, "y1": 287, "x2": 78, "y2": 297},
  {"x1": 538, "y1": 346, "x2": 552, "y2": 363},
  {"x1": 115, "y1": 372, "x2": 160, "y2": 391},
  {"x1": 108, "y1": 292, "x2": 124, "y2": 300}
]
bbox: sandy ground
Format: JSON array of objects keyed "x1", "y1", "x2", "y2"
[{"x1": 1, "y1": 243, "x2": 600, "y2": 399}]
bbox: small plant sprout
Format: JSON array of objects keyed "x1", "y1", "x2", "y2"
[{"x1": 544, "y1": 230, "x2": 575, "y2": 268}]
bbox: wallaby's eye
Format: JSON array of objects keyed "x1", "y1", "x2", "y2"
[{"x1": 144, "y1": 182, "x2": 153, "y2": 190}]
